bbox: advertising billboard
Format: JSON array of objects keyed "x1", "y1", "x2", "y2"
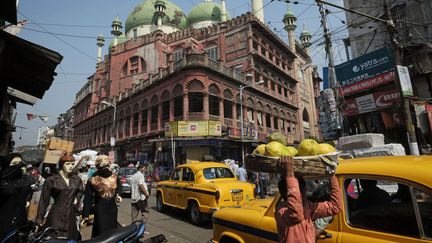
[
  {"x1": 336, "y1": 47, "x2": 395, "y2": 91},
  {"x1": 343, "y1": 89, "x2": 400, "y2": 116}
]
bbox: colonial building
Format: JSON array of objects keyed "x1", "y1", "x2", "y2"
[{"x1": 72, "y1": 0, "x2": 320, "y2": 166}]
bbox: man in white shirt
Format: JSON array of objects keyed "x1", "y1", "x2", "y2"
[
  {"x1": 237, "y1": 163, "x2": 248, "y2": 182},
  {"x1": 130, "y1": 163, "x2": 150, "y2": 222}
]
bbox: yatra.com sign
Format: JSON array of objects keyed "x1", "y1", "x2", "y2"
[
  {"x1": 336, "y1": 47, "x2": 395, "y2": 88},
  {"x1": 343, "y1": 89, "x2": 400, "y2": 116}
]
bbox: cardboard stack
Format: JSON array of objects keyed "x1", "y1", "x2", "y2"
[
  {"x1": 338, "y1": 133, "x2": 405, "y2": 158},
  {"x1": 44, "y1": 138, "x2": 74, "y2": 164}
]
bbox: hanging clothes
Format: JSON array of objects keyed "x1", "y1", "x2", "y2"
[
  {"x1": 82, "y1": 170, "x2": 121, "y2": 237},
  {"x1": 36, "y1": 174, "x2": 84, "y2": 240}
]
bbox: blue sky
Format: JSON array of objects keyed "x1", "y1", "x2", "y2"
[{"x1": 13, "y1": 0, "x2": 348, "y2": 147}]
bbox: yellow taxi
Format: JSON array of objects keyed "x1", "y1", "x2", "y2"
[
  {"x1": 211, "y1": 156, "x2": 432, "y2": 242},
  {"x1": 156, "y1": 162, "x2": 255, "y2": 225}
]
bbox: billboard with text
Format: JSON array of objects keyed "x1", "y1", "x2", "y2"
[{"x1": 336, "y1": 47, "x2": 395, "y2": 94}]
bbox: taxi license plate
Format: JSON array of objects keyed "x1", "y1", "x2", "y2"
[{"x1": 231, "y1": 190, "x2": 243, "y2": 202}]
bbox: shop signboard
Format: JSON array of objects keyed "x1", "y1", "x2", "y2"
[
  {"x1": 343, "y1": 89, "x2": 400, "y2": 116},
  {"x1": 336, "y1": 47, "x2": 395, "y2": 86},
  {"x1": 208, "y1": 121, "x2": 222, "y2": 136},
  {"x1": 336, "y1": 47, "x2": 395, "y2": 94},
  {"x1": 164, "y1": 121, "x2": 178, "y2": 137},
  {"x1": 178, "y1": 121, "x2": 208, "y2": 136},
  {"x1": 341, "y1": 70, "x2": 395, "y2": 96},
  {"x1": 426, "y1": 104, "x2": 432, "y2": 134}
]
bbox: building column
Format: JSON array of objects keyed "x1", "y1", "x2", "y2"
[
  {"x1": 203, "y1": 93, "x2": 209, "y2": 120},
  {"x1": 219, "y1": 97, "x2": 224, "y2": 122},
  {"x1": 169, "y1": 98, "x2": 175, "y2": 121},
  {"x1": 138, "y1": 111, "x2": 142, "y2": 135},
  {"x1": 183, "y1": 93, "x2": 189, "y2": 120}
]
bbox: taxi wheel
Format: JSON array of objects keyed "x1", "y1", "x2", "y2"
[
  {"x1": 156, "y1": 192, "x2": 166, "y2": 212},
  {"x1": 188, "y1": 201, "x2": 202, "y2": 225}
]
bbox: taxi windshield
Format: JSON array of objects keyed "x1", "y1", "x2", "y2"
[{"x1": 203, "y1": 167, "x2": 235, "y2": 179}]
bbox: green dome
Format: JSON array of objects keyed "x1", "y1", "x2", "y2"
[
  {"x1": 300, "y1": 29, "x2": 312, "y2": 38},
  {"x1": 125, "y1": 0, "x2": 187, "y2": 34},
  {"x1": 112, "y1": 16, "x2": 122, "y2": 26},
  {"x1": 187, "y1": 1, "x2": 228, "y2": 26},
  {"x1": 283, "y1": 10, "x2": 296, "y2": 20},
  {"x1": 109, "y1": 34, "x2": 127, "y2": 52}
]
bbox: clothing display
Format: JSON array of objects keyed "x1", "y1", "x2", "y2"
[
  {"x1": 82, "y1": 170, "x2": 121, "y2": 237},
  {"x1": 36, "y1": 174, "x2": 84, "y2": 240}
]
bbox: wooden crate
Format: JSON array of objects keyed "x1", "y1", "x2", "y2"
[{"x1": 244, "y1": 153, "x2": 339, "y2": 177}]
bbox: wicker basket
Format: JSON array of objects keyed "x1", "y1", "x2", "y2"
[{"x1": 244, "y1": 152, "x2": 339, "y2": 177}]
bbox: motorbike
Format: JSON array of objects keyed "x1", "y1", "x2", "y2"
[{"x1": 1, "y1": 220, "x2": 146, "y2": 243}]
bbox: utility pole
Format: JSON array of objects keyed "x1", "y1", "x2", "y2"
[
  {"x1": 316, "y1": 0, "x2": 419, "y2": 155},
  {"x1": 384, "y1": 0, "x2": 419, "y2": 155},
  {"x1": 316, "y1": 0, "x2": 342, "y2": 138},
  {"x1": 317, "y1": 1, "x2": 336, "y2": 89}
]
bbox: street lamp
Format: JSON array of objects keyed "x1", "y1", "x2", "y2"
[
  {"x1": 102, "y1": 101, "x2": 117, "y2": 150},
  {"x1": 240, "y1": 79, "x2": 264, "y2": 163}
]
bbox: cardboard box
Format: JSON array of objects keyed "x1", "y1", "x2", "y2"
[
  {"x1": 44, "y1": 149, "x2": 63, "y2": 164},
  {"x1": 47, "y1": 138, "x2": 74, "y2": 152}
]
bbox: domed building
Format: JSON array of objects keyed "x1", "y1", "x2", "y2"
[
  {"x1": 72, "y1": 0, "x2": 321, "y2": 169},
  {"x1": 125, "y1": 0, "x2": 187, "y2": 39},
  {"x1": 187, "y1": 0, "x2": 228, "y2": 29}
]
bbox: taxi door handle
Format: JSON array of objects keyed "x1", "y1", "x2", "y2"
[{"x1": 318, "y1": 231, "x2": 332, "y2": 239}]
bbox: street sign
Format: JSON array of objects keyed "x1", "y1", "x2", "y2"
[{"x1": 110, "y1": 136, "x2": 116, "y2": 146}]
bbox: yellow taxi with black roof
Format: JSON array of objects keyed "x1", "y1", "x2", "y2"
[
  {"x1": 156, "y1": 161, "x2": 255, "y2": 225},
  {"x1": 211, "y1": 156, "x2": 432, "y2": 243}
]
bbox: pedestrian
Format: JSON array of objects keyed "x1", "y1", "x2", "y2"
[
  {"x1": 236, "y1": 162, "x2": 247, "y2": 182},
  {"x1": 258, "y1": 172, "x2": 269, "y2": 198},
  {"x1": 130, "y1": 163, "x2": 150, "y2": 223},
  {"x1": 82, "y1": 155, "x2": 122, "y2": 237},
  {"x1": 275, "y1": 156, "x2": 342, "y2": 243}
]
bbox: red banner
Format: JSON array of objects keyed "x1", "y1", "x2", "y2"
[
  {"x1": 341, "y1": 71, "x2": 395, "y2": 96},
  {"x1": 343, "y1": 89, "x2": 400, "y2": 116},
  {"x1": 426, "y1": 104, "x2": 432, "y2": 134}
]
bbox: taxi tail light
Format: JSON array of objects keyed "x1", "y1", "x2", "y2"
[{"x1": 120, "y1": 176, "x2": 127, "y2": 183}]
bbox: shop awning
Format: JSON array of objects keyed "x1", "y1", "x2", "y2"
[{"x1": 0, "y1": 30, "x2": 63, "y2": 101}]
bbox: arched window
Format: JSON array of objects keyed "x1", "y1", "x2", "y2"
[
  {"x1": 141, "y1": 100, "x2": 148, "y2": 133},
  {"x1": 125, "y1": 107, "x2": 131, "y2": 136},
  {"x1": 273, "y1": 108, "x2": 279, "y2": 130},
  {"x1": 150, "y1": 95, "x2": 158, "y2": 124},
  {"x1": 122, "y1": 56, "x2": 146, "y2": 77},
  {"x1": 246, "y1": 98, "x2": 254, "y2": 122},
  {"x1": 173, "y1": 85, "x2": 183, "y2": 118},
  {"x1": 256, "y1": 102, "x2": 264, "y2": 127},
  {"x1": 132, "y1": 103, "x2": 139, "y2": 135},
  {"x1": 223, "y1": 89, "x2": 233, "y2": 119},
  {"x1": 208, "y1": 84, "x2": 220, "y2": 116},
  {"x1": 118, "y1": 110, "x2": 124, "y2": 138},
  {"x1": 303, "y1": 108, "x2": 310, "y2": 129},
  {"x1": 280, "y1": 110, "x2": 285, "y2": 131},
  {"x1": 187, "y1": 80, "x2": 204, "y2": 113},
  {"x1": 265, "y1": 105, "x2": 272, "y2": 128},
  {"x1": 161, "y1": 90, "x2": 170, "y2": 122}
]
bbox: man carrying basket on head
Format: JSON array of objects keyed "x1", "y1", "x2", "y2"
[{"x1": 275, "y1": 156, "x2": 342, "y2": 243}]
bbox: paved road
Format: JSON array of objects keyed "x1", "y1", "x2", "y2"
[{"x1": 81, "y1": 191, "x2": 213, "y2": 242}]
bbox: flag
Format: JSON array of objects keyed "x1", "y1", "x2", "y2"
[
  {"x1": 39, "y1": 115, "x2": 49, "y2": 122},
  {"x1": 27, "y1": 113, "x2": 37, "y2": 121}
]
